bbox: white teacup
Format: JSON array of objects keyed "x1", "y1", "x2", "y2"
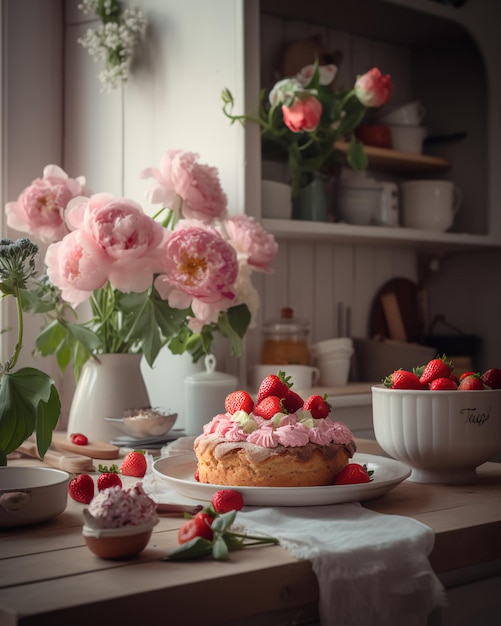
[
  {"x1": 389, "y1": 125, "x2": 428, "y2": 154},
  {"x1": 379, "y1": 100, "x2": 426, "y2": 126},
  {"x1": 250, "y1": 364, "x2": 319, "y2": 391},
  {"x1": 401, "y1": 180, "x2": 462, "y2": 232}
]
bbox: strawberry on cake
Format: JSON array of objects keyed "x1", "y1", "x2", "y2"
[{"x1": 194, "y1": 372, "x2": 357, "y2": 487}]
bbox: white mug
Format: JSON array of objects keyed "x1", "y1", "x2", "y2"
[
  {"x1": 389, "y1": 125, "x2": 428, "y2": 154},
  {"x1": 250, "y1": 364, "x2": 319, "y2": 391},
  {"x1": 401, "y1": 180, "x2": 461, "y2": 232}
]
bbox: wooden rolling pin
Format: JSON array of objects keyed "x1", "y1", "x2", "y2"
[{"x1": 17, "y1": 440, "x2": 95, "y2": 473}]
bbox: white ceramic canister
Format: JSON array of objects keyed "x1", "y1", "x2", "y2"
[{"x1": 184, "y1": 354, "x2": 238, "y2": 436}]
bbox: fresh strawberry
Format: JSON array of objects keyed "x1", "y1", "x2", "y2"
[
  {"x1": 97, "y1": 472, "x2": 123, "y2": 491},
  {"x1": 121, "y1": 450, "x2": 147, "y2": 477},
  {"x1": 430, "y1": 377, "x2": 457, "y2": 390},
  {"x1": 481, "y1": 367, "x2": 501, "y2": 390},
  {"x1": 384, "y1": 369, "x2": 425, "y2": 390},
  {"x1": 459, "y1": 375, "x2": 484, "y2": 391},
  {"x1": 254, "y1": 395, "x2": 284, "y2": 420},
  {"x1": 459, "y1": 371, "x2": 478, "y2": 381},
  {"x1": 282, "y1": 389, "x2": 304, "y2": 413},
  {"x1": 194, "y1": 470, "x2": 200, "y2": 482},
  {"x1": 70, "y1": 433, "x2": 88, "y2": 445},
  {"x1": 419, "y1": 355, "x2": 453, "y2": 385},
  {"x1": 450, "y1": 373, "x2": 460, "y2": 385},
  {"x1": 334, "y1": 463, "x2": 372, "y2": 485},
  {"x1": 256, "y1": 372, "x2": 291, "y2": 404},
  {"x1": 178, "y1": 511, "x2": 214, "y2": 544},
  {"x1": 225, "y1": 390, "x2": 254, "y2": 415},
  {"x1": 211, "y1": 489, "x2": 244, "y2": 514},
  {"x1": 68, "y1": 473, "x2": 94, "y2": 504},
  {"x1": 303, "y1": 394, "x2": 331, "y2": 419}
]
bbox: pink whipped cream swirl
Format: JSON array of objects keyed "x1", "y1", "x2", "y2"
[
  {"x1": 275, "y1": 422, "x2": 311, "y2": 447},
  {"x1": 203, "y1": 412, "x2": 354, "y2": 449},
  {"x1": 247, "y1": 424, "x2": 279, "y2": 447}
]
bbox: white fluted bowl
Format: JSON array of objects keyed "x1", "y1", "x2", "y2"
[{"x1": 371, "y1": 385, "x2": 501, "y2": 484}]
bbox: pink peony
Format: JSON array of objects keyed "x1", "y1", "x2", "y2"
[
  {"x1": 282, "y1": 96, "x2": 322, "y2": 132},
  {"x1": 224, "y1": 215, "x2": 277, "y2": 273},
  {"x1": 5, "y1": 165, "x2": 88, "y2": 244},
  {"x1": 141, "y1": 150, "x2": 228, "y2": 224},
  {"x1": 354, "y1": 68, "x2": 393, "y2": 108},
  {"x1": 154, "y1": 224, "x2": 238, "y2": 327},
  {"x1": 69, "y1": 194, "x2": 166, "y2": 294},
  {"x1": 45, "y1": 230, "x2": 112, "y2": 307}
]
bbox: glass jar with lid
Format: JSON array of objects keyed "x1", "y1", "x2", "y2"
[{"x1": 260, "y1": 307, "x2": 310, "y2": 365}]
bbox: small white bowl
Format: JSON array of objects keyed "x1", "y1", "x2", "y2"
[
  {"x1": 372, "y1": 385, "x2": 501, "y2": 484},
  {"x1": 106, "y1": 408, "x2": 177, "y2": 438}
]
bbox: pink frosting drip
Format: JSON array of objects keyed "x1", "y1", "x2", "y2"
[{"x1": 247, "y1": 424, "x2": 279, "y2": 447}]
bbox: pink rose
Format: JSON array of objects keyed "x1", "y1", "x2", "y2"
[
  {"x1": 354, "y1": 68, "x2": 393, "y2": 108},
  {"x1": 45, "y1": 230, "x2": 112, "y2": 307},
  {"x1": 5, "y1": 165, "x2": 88, "y2": 244},
  {"x1": 141, "y1": 150, "x2": 228, "y2": 223},
  {"x1": 69, "y1": 194, "x2": 166, "y2": 294},
  {"x1": 224, "y1": 215, "x2": 277, "y2": 273},
  {"x1": 154, "y1": 224, "x2": 238, "y2": 327},
  {"x1": 282, "y1": 96, "x2": 322, "y2": 132}
]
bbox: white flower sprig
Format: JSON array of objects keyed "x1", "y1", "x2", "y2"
[{"x1": 78, "y1": 0, "x2": 146, "y2": 92}]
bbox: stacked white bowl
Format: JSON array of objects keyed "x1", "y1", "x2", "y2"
[
  {"x1": 310, "y1": 338, "x2": 354, "y2": 386},
  {"x1": 377, "y1": 100, "x2": 427, "y2": 154}
]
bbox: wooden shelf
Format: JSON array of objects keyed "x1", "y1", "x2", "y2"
[
  {"x1": 335, "y1": 141, "x2": 450, "y2": 173},
  {"x1": 261, "y1": 218, "x2": 501, "y2": 255}
]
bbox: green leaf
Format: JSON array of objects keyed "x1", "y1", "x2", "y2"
[
  {"x1": 0, "y1": 368, "x2": 61, "y2": 459},
  {"x1": 218, "y1": 306, "x2": 251, "y2": 358},
  {"x1": 347, "y1": 137, "x2": 368, "y2": 171},
  {"x1": 164, "y1": 536, "x2": 214, "y2": 561},
  {"x1": 211, "y1": 509, "x2": 236, "y2": 534},
  {"x1": 212, "y1": 535, "x2": 229, "y2": 561}
]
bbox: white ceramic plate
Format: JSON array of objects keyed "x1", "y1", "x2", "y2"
[{"x1": 152, "y1": 453, "x2": 411, "y2": 506}]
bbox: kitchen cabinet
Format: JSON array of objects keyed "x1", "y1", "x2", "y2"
[
  {"x1": 240, "y1": 0, "x2": 501, "y2": 372},
  {"x1": 244, "y1": 0, "x2": 501, "y2": 254}
]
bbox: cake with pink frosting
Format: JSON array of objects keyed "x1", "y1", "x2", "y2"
[{"x1": 194, "y1": 406, "x2": 357, "y2": 488}]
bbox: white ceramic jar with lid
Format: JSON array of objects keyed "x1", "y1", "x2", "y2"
[{"x1": 184, "y1": 354, "x2": 238, "y2": 436}]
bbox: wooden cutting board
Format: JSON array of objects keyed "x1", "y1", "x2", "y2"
[
  {"x1": 51, "y1": 432, "x2": 120, "y2": 460},
  {"x1": 370, "y1": 278, "x2": 424, "y2": 343},
  {"x1": 17, "y1": 440, "x2": 95, "y2": 473}
]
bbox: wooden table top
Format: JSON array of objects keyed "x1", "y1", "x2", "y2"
[{"x1": 1, "y1": 439, "x2": 500, "y2": 626}]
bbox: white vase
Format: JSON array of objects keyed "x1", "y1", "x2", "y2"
[
  {"x1": 141, "y1": 348, "x2": 204, "y2": 432},
  {"x1": 67, "y1": 353, "x2": 150, "y2": 443}
]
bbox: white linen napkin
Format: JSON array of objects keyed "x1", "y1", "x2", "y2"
[{"x1": 233, "y1": 504, "x2": 445, "y2": 626}]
